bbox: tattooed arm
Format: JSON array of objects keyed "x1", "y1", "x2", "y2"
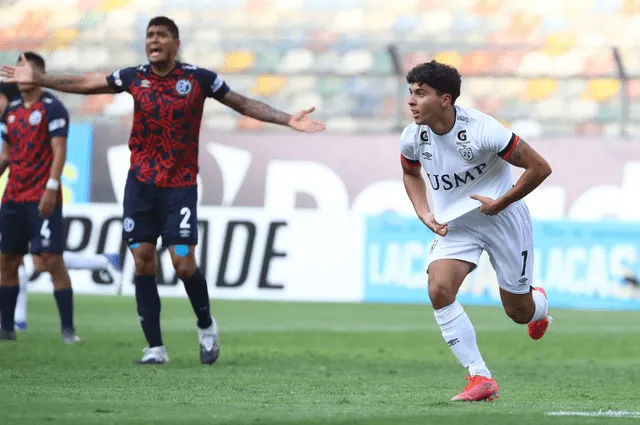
[
  {"x1": 219, "y1": 90, "x2": 292, "y2": 125},
  {"x1": 37, "y1": 73, "x2": 114, "y2": 95},
  {"x1": 0, "y1": 56, "x2": 114, "y2": 95},
  {"x1": 219, "y1": 90, "x2": 326, "y2": 132}
]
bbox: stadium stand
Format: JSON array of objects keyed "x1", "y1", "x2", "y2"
[{"x1": 1, "y1": 0, "x2": 639, "y2": 136}]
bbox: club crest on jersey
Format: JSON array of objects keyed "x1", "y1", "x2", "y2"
[
  {"x1": 457, "y1": 130, "x2": 467, "y2": 142},
  {"x1": 458, "y1": 146, "x2": 474, "y2": 162},
  {"x1": 29, "y1": 110, "x2": 42, "y2": 126},
  {"x1": 123, "y1": 217, "x2": 135, "y2": 232},
  {"x1": 176, "y1": 79, "x2": 192, "y2": 96}
]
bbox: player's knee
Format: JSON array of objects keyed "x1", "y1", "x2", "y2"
[
  {"x1": 38, "y1": 253, "x2": 64, "y2": 272},
  {"x1": 171, "y1": 254, "x2": 196, "y2": 280},
  {"x1": 132, "y1": 246, "x2": 156, "y2": 275},
  {"x1": 428, "y1": 280, "x2": 456, "y2": 309},
  {"x1": 0, "y1": 254, "x2": 21, "y2": 285},
  {"x1": 503, "y1": 305, "x2": 532, "y2": 324},
  {"x1": 32, "y1": 255, "x2": 47, "y2": 273}
]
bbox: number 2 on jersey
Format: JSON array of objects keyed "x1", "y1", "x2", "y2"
[{"x1": 179, "y1": 207, "x2": 191, "y2": 229}]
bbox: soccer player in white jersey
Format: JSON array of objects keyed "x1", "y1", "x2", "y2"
[{"x1": 400, "y1": 61, "x2": 553, "y2": 402}]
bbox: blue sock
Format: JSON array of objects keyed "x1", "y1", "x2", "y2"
[
  {"x1": 0, "y1": 286, "x2": 19, "y2": 331},
  {"x1": 135, "y1": 275, "x2": 163, "y2": 347},
  {"x1": 182, "y1": 268, "x2": 212, "y2": 329},
  {"x1": 53, "y1": 288, "x2": 74, "y2": 331}
]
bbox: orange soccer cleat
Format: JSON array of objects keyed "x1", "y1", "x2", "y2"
[
  {"x1": 528, "y1": 287, "x2": 552, "y2": 340},
  {"x1": 450, "y1": 375, "x2": 500, "y2": 402}
]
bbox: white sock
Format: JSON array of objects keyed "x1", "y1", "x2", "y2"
[
  {"x1": 530, "y1": 289, "x2": 548, "y2": 323},
  {"x1": 22, "y1": 255, "x2": 34, "y2": 276},
  {"x1": 434, "y1": 300, "x2": 491, "y2": 378},
  {"x1": 63, "y1": 252, "x2": 109, "y2": 270},
  {"x1": 15, "y1": 265, "x2": 28, "y2": 324}
]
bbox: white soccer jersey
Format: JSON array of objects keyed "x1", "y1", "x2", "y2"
[{"x1": 400, "y1": 105, "x2": 519, "y2": 224}]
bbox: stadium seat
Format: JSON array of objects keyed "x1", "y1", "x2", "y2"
[
  {"x1": 522, "y1": 78, "x2": 559, "y2": 101},
  {"x1": 251, "y1": 75, "x2": 287, "y2": 96},
  {"x1": 433, "y1": 51, "x2": 462, "y2": 69},
  {"x1": 584, "y1": 79, "x2": 621, "y2": 102},
  {"x1": 221, "y1": 50, "x2": 255, "y2": 73}
]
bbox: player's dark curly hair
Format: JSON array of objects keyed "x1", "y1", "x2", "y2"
[
  {"x1": 406, "y1": 60, "x2": 461, "y2": 104},
  {"x1": 18, "y1": 52, "x2": 45, "y2": 71},
  {"x1": 148, "y1": 16, "x2": 179, "y2": 39}
]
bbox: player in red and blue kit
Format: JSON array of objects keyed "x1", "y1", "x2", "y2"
[
  {"x1": 0, "y1": 78, "x2": 122, "y2": 333},
  {"x1": 0, "y1": 53, "x2": 80, "y2": 343},
  {"x1": 1, "y1": 16, "x2": 326, "y2": 364}
]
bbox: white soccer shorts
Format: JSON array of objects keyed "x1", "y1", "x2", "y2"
[{"x1": 426, "y1": 200, "x2": 534, "y2": 295}]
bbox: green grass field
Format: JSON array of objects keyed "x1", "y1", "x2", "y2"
[{"x1": 1, "y1": 294, "x2": 639, "y2": 425}]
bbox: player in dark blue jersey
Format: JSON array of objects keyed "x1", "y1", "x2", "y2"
[
  {"x1": 1, "y1": 16, "x2": 325, "y2": 364},
  {"x1": 0, "y1": 73, "x2": 122, "y2": 333},
  {"x1": 0, "y1": 53, "x2": 80, "y2": 343},
  {"x1": 0, "y1": 81, "x2": 29, "y2": 330}
]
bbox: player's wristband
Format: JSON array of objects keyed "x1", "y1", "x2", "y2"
[{"x1": 46, "y1": 178, "x2": 60, "y2": 191}]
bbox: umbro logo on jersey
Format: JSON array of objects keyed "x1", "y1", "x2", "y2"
[
  {"x1": 457, "y1": 115, "x2": 469, "y2": 123},
  {"x1": 141, "y1": 80, "x2": 151, "y2": 88},
  {"x1": 422, "y1": 151, "x2": 432, "y2": 160}
]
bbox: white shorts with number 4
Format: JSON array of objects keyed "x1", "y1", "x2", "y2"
[{"x1": 427, "y1": 200, "x2": 534, "y2": 295}]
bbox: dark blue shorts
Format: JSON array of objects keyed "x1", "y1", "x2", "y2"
[
  {"x1": 122, "y1": 171, "x2": 198, "y2": 247},
  {"x1": 0, "y1": 201, "x2": 64, "y2": 255}
]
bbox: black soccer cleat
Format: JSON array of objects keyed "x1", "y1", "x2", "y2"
[
  {"x1": 0, "y1": 329, "x2": 16, "y2": 341},
  {"x1": 62, "y1": 328, "x2": 81, "y2": 344}
]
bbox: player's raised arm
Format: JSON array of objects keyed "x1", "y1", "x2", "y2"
[
  {"x1": 218, "y1": 89, "x2": 326, "y2": 133},
  {"x1": 0, "y1": 54, "x2": 114, "y2": 95}
]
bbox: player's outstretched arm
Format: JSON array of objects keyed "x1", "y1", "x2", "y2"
[
  {"x1": 0, "y1": 55, "x2": 113, "y2": 95},
  {"x1": 219, "y1": 90, "x2": 325, "y2": 132},
  {"x1": 401, "y1": 156, "x2": 448, "y2": 236}
]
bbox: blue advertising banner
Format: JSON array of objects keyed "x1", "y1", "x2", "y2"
[
  {"x1": 363, "y1": 213, "x2": 640, "y2": 310},
  {"x1": 0, "y1": 123, "x2": 93, "y2": 203},
  {"x1": 63, "y1": 123, "x2": 93, "y2": 203}
]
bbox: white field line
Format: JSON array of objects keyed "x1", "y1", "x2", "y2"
[
  {"x1": 547, "y1": 410, "x2": 640, "y2": 418},
  {"x1": 204, "y1": 324, "x2": 640, "y2": 334}
]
